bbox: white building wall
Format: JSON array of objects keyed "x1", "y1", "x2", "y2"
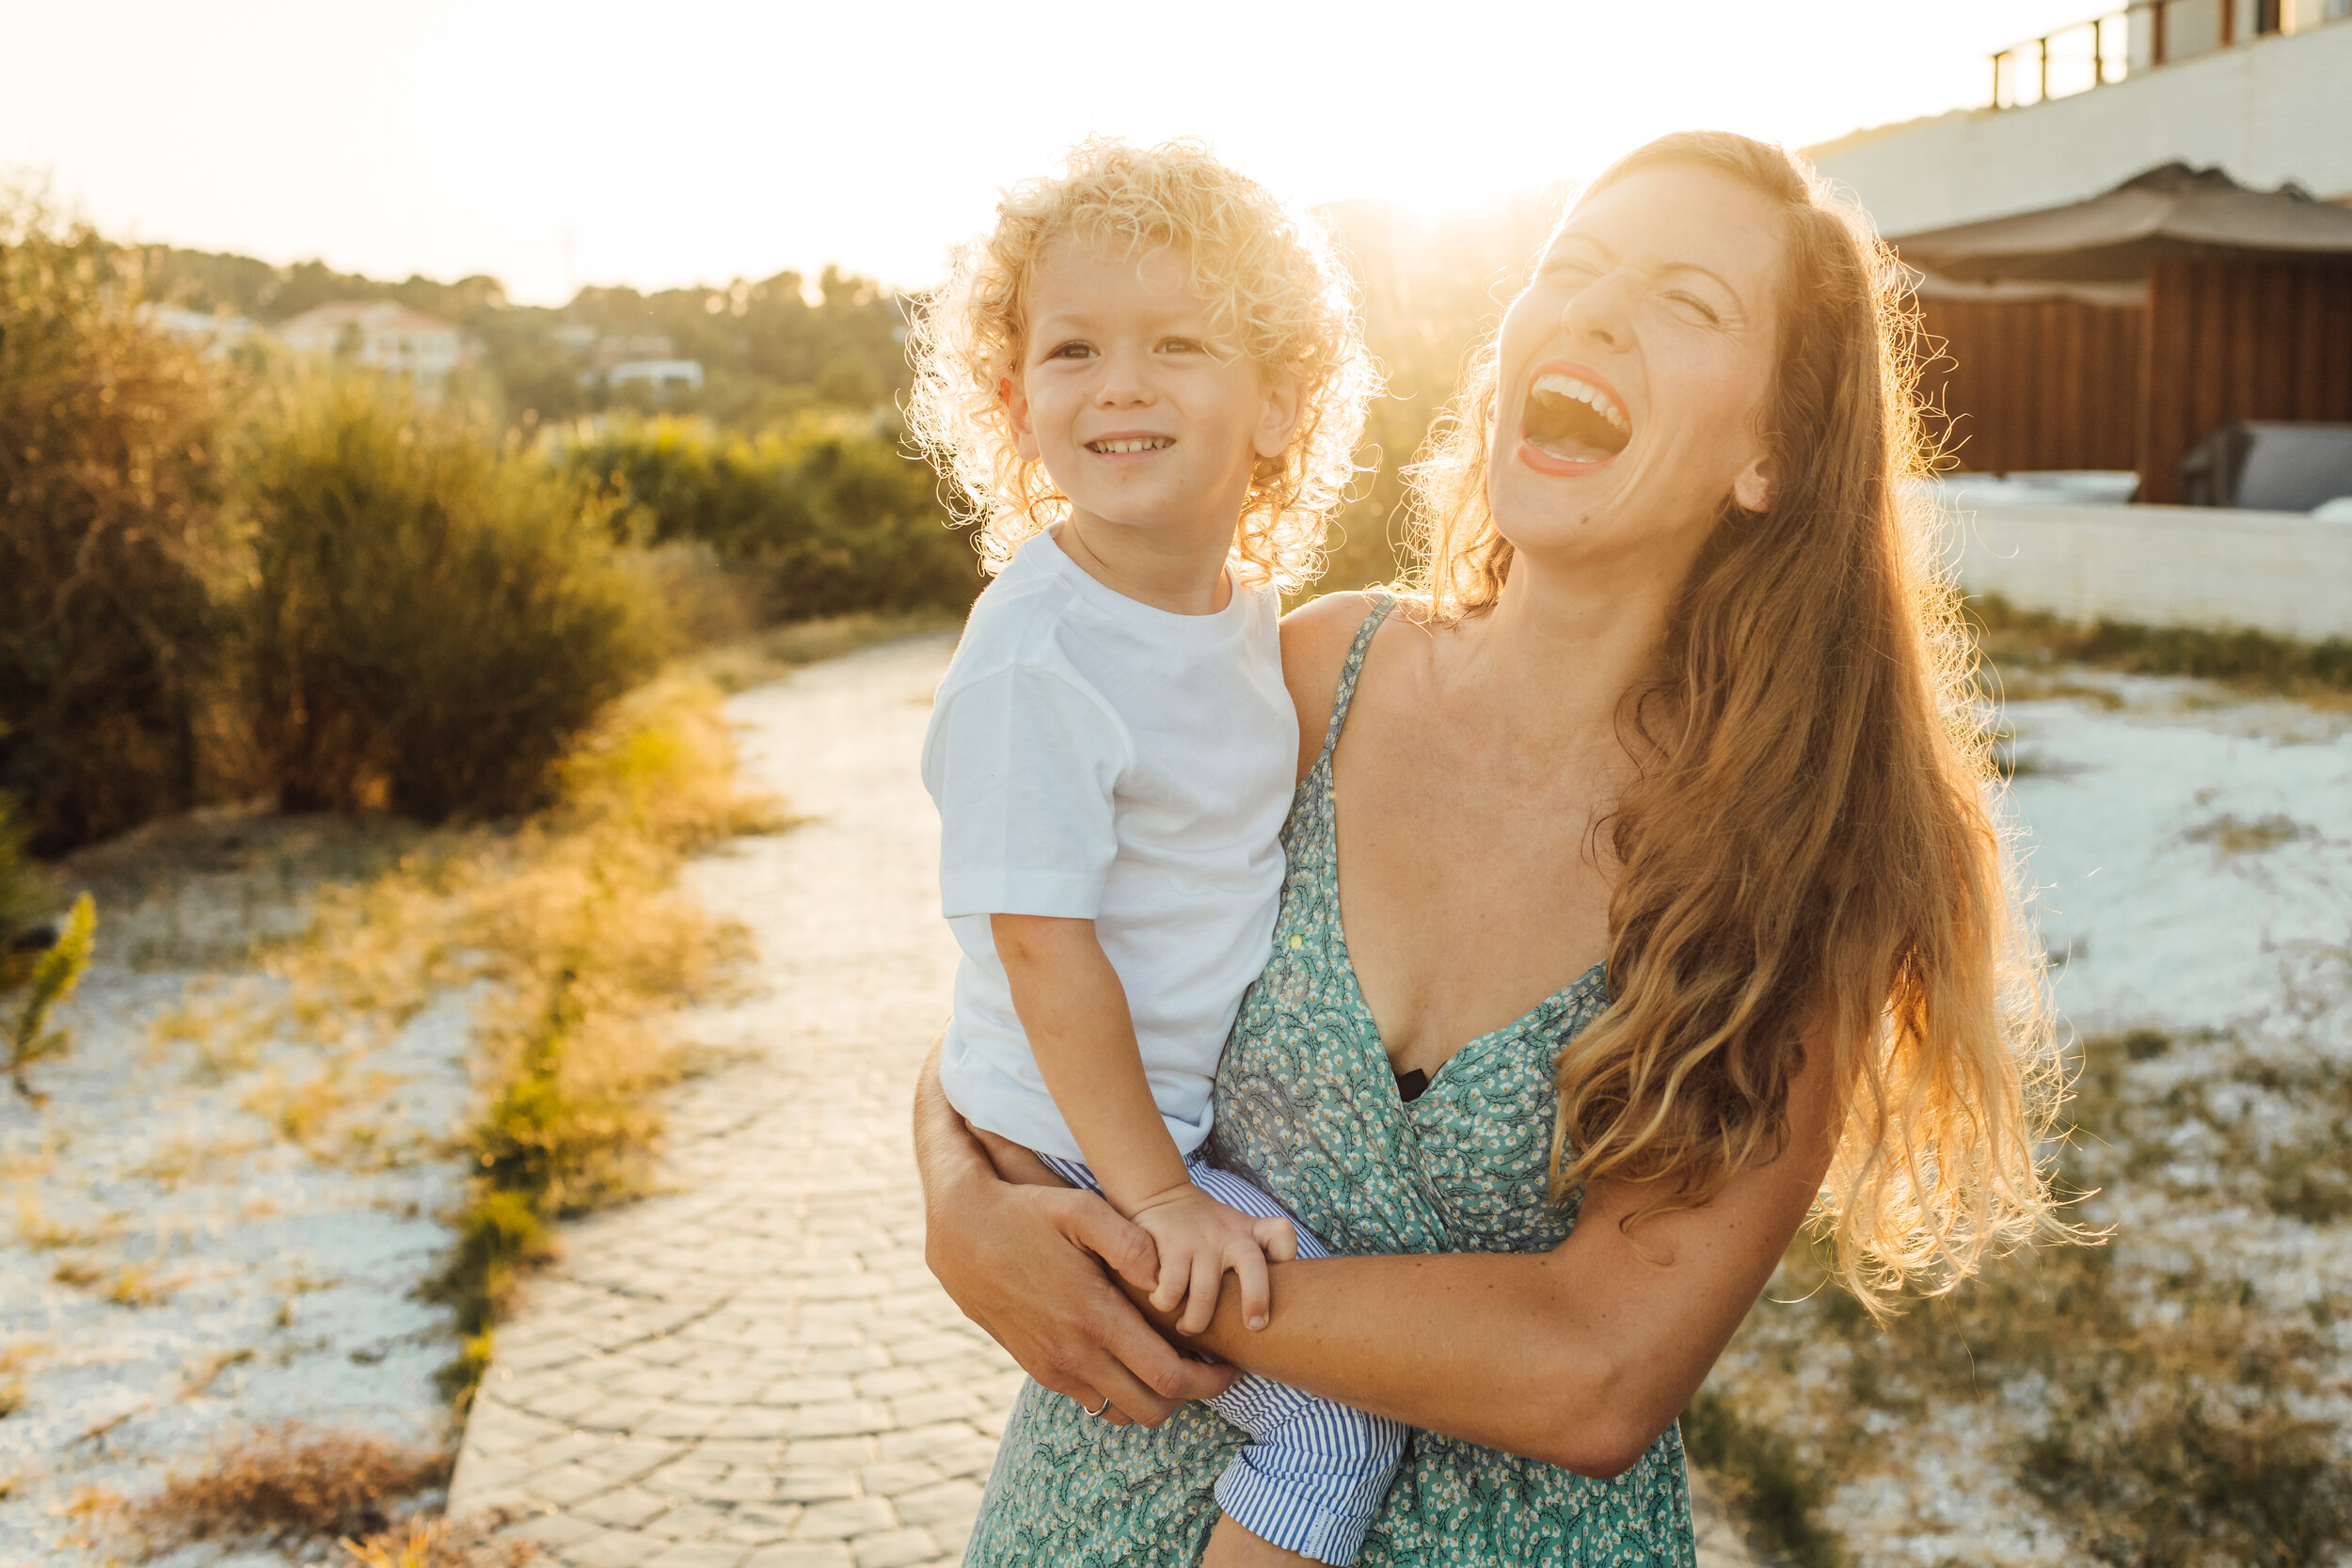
[
  {"x1": 1808, "y1": 22, "x2": 2352, "y2": 239},
  {"x1": 1949, "y1": 503, "x2": 2352, "y2": 640}
]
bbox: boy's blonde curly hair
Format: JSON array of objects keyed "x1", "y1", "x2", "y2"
[{"x1": 907, "y1": 138, "x2": 1378, "y2": 594}]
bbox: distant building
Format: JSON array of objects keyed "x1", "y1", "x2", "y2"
[
  {"x1": 1804, "y1": 8, "x2": 2352, "y2": 499},
  {"x1": 1807, "y1": 7, "x2": 2352, "y2": 240},
  {"x1": 605, "y1": 359, "x2": 705, "y2": 398},
  {"x1": 1890, "y1": 164, "x2": 2352, "y2": 498},
  {"x1": 277, "y1": 301, "x2": 469, "y2": 385}
]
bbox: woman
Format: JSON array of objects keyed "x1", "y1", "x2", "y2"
[{"x1": 914, "y1": 131, "x2": 2055, "y2": 1565}]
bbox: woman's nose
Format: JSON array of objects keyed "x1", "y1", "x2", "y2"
[{"x1": 1561, "y1": 270, "x2": 1632, "y2": 350}]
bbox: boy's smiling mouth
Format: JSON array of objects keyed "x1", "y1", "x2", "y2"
[
  {"x1": 1518, "y1": 362, "x2": 1631, "y2": 474},
  {"x1": 1085, "y1": 434, "x2": 1176, "y2": 455}
]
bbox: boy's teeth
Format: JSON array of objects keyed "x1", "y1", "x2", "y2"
[
  {"x1": 1091, "y1": 437, "x2": 1171, "y2": 453},
  {"x1": 1532, "y1": 372, "x2": 1629, "y2": 433}
]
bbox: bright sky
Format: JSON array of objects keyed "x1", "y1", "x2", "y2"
[{"x1": 2, "y1": 0, "x2": 2108, "y2": 305}]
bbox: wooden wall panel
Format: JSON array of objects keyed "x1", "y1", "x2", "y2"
[
  {"x1": 2139, "y1": 260, "x2": 2352, "y2": 502},
  {"x1": 1915, "y1": 296, "x2": 2144, "y2": 474}
]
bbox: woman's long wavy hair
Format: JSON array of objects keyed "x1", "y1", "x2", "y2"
[{"x1": 1406, "y1": 132, "x2": 2058, "y2": 1310}]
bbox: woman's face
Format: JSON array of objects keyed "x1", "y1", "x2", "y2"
[{"x1": 1486, "y1": 163, "x2": 1785, "y2": 575}]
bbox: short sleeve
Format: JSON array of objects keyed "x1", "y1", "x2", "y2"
[{"x1": 922, "y1": 664, "x2": 1129, "y2": 920}]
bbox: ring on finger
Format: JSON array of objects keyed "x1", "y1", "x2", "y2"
[{"x1": 1082, "y1": 1393, "x2": 1112, "y2": 1418}]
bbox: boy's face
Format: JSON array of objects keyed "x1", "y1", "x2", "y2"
[{"x1": 1005, "y1": 241, "x2": 1299, "y2": 545}]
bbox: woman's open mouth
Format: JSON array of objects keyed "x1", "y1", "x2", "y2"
[{"x1": 1517, "y1": 363, "x2": 1631, "y2": 474}]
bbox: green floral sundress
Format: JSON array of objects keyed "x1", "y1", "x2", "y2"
[{"x1": 964, "y1": 595, "x2": 1696, "y2": 1567}]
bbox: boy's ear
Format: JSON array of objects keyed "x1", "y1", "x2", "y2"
[
  {"x1": 1002, "y1": 374, "x2": 1041, "y2": 463},
  {"x1": 1252, "y1": 377, "x2": 1303, "y2": 462}
]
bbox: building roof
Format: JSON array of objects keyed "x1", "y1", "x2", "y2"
[{"x1": 1891, "y1": 163, "x2": 2352, "y2": 283}]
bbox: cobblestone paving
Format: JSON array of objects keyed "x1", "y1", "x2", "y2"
[{"x1": 447, "y1": 635, "x2": 1756, "y2": 1568}]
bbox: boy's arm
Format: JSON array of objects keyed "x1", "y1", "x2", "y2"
[
  {"x1": 990, "y1": 913, "x2": 1188, "y2": 1208},
  {"x1": 992, "y1": 913, "x2": 1295, "y2": 1332}
]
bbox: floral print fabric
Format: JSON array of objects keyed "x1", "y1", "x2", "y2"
[{"x1": 964, "y1": 596, "x2": 1697, "y2": 1566}]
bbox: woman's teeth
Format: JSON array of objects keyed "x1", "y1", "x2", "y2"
[
  {"x1": 1522, "y1": 372, "x2": 1631, "y2": 462},
  {"x1": 1087, "y1": 437, "x2": 1173, "y2": 453}
]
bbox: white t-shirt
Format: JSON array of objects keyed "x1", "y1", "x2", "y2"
[{"x1": 921, "y1": 529, "x2": 1295, "y2": 1163}]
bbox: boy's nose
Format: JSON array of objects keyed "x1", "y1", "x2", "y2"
[{"x1": 1094, "y1": 348, "x2": 1155, "y2": 404}]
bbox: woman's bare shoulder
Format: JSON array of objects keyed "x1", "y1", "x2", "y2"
[{"x1": 1279, "y1": 592, "x2": 1380, "y2": 780}]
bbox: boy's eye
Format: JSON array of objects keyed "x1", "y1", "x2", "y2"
[
  {"x1": 1045, "y1": 341, "x2": 1093, "y2": 360},
  {"x1": 1159, "y1": 338, "x2": 1203, "y2": 355},
  {"x1": 1667, "y1": 293, "x2": 1722, "y2": 325}
]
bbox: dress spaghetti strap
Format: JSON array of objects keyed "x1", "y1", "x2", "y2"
[{"x1": 1313, "y1": 593, "x2": 1396, "y2": 772}]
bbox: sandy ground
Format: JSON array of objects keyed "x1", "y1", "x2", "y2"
[{"x1": 0, "y1": 858, "x2": 476, "y2": 1565}]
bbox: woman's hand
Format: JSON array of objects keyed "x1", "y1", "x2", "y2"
[{"x1": 913, "y1": 1043, "x2": 1238, "y2": 1425}]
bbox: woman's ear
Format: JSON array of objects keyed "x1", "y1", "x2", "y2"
[
  {"x1": 1002, "y1": 374, "x2": 1041, "y2": 463},
  {"x1": 1732, "y1": 450, "x2": 1772, "y2": 514},
  {"x1": 1252, "y1": 377, "x2": 1304, "y2": 461}
]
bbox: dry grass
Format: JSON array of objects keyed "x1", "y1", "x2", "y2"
[
  {"x1": 342, "y1": 1517, "x2": 535, "y2": 1568},
  {"x1": 2181, "y1": 811, "x2": 2312, "y2": 859},
  {"x1": 122, "y1": 1421, "x2": 449, "y2": 1555},
  {"x1": 180, "y1": 1346, "x2": 255, "y2": 1399},
  {"x1": 690, "y1": 608, "x2": 963, "y2": 694},
  {"x1": 141, "y1": 671, "x2": 788, "y2": 1401},
  {"x1": 1697, "y1": 967, "x2": 2352, "y2": 1566},
  {"x1": 1968, "y1": 593, "x2": 2352, "y2": 708}
]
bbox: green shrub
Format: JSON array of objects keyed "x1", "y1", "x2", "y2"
[
  {"x1": 0, "y1": 197, "x2": 235, "y2": 850},
  {"x1": 5, "y1": 891, "x2": 93, "y2": 1101},
  {"x1": 241, "y1": 374, "x2": 660, "y2": 819},
  {"x1": 564, "y1": 413, "x2": 979, "y2": 622}
]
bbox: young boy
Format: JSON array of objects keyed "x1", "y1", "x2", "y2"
[{"x1": 907, "y1": 140, "x2": 1396, "y2": 1565}]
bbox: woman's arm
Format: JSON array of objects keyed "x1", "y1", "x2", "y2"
[
  {"x1": 1151, "y1": 1047, "x2": 1840, "y2": 1477},
  {"x1": 913, "y1": 1041, "x2": 1238, "y2": 1425}
]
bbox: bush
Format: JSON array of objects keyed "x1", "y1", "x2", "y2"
[
  {"x1": 241, "y1": 374, "x2": 661, "y2": 819},
  {"x1": 564, "y1": 412, "x2": 979, "y2": 621},
  {"x1": 0, "y1": 197, "x2": 235, "y2": 851}
]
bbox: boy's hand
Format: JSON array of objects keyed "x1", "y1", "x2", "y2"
[{"x1": 1126, "y1": 1183, "x2": 1297, "y2": 1335}]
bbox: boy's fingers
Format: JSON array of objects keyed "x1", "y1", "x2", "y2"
[
  {"x1": 1178, "y1": 1249, "x2": 1224, "y2": 1337},
  {"x1": 1150, "y1": 1250, "x2": 1186, "y2": 1315},
  {"x1": 1231, "y1": 1243, "x2": 1272, "y2": 1331},
  {"x1": 1254, "y1": 1217, "x2": 1297, "y2": 1263}
]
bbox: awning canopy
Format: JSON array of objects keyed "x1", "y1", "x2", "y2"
[{"x1": 1890, "y1": 163, "x2": 2352, "y2": 284}]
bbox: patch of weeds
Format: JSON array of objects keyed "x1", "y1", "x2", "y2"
[
  {"x1": 180, "y1": 1347, "x2": 255, "y2": 1399},
  {"x1": 2181, "y1": 812, "x2": 2312, "y2": 858},
  {"x1": 341, "y1": 1516, "x2": 535, "y2": 1568},
  {"x1": 1706, "y1": 1003, "x2": 2352, "y2": 1563},
  {"x1": 123, "y1": 1421, "x2": 448, "y2": 1555},
  {"x1": 52, "y1": 1257, "x2": 103, "y2": 1288},
  {"x1": 217, "y1": 673, "x2": 779, "y2": 1408},
  {"x1": 4, "y1": 892, "x2": 95, "y2": 1101},
  {"x1": 2020, "y1": 1323, "x2": 2352, "y2": 1568},
  {"x1": 133, "y1": 1128, "x2": 262, "y2": 1189},
  {"x1": 13, "y1": 1190, "x2": 107, "y2": 1250},
  {"x1": 103, "y1": 1263, "x2": 174, "y2": 1307},
  {"x1": 1967, "y1": 593, "x2": 2352, "y2": 703},
  {"x1": 239, "y1": 1065, "x2": 409, "y2": 1163},
  {"x1": 1681, "y1": 1388, "x2": 1846, "y2": 1568}
]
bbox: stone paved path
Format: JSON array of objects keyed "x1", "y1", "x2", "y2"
[{"x1": 447, "y1": 635, "x2": 1757, "y2": 1568}]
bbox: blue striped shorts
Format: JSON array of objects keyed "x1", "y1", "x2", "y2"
[{"x1": 1037, "y1": 1150, "x2": 1407, "y2": 1565}]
